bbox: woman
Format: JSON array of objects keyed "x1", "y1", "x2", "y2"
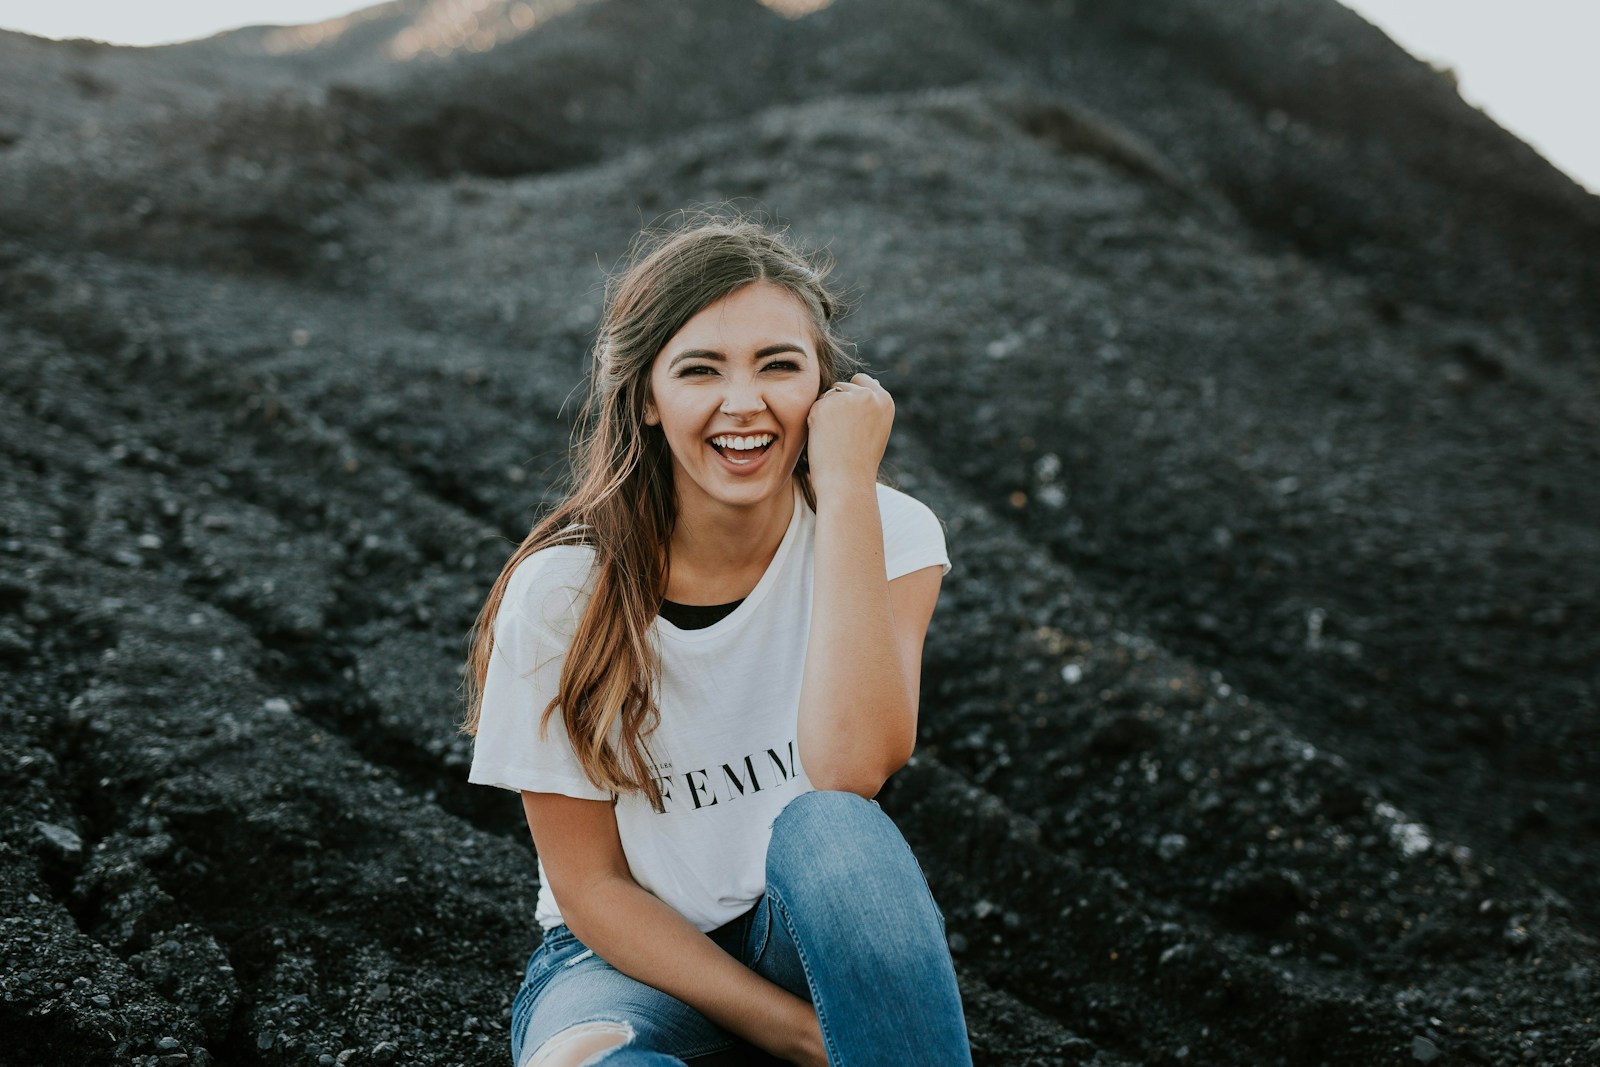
[{"x1": 463, "y1": 213, "x2": 971, "y2": 1067}]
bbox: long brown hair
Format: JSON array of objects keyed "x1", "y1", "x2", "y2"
[{"x1": 462, "y1": 212, "x2": 858, "y2": 810}]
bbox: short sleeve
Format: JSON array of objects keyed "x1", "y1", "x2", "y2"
[
  {"x1": 468, "y1": 552, "x2": 612, "y2": 801},
  {"x1": 878, "y1": 484, "x2": 951, "y2": 580}
]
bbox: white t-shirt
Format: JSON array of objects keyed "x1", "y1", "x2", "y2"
[{"x1": 469, "y1": 482, "x2": 950, "y2": 932}]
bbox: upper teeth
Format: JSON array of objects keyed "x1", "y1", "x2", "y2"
[{"x1": 712, "y1": 434, "x2": 773, "y2": 451}]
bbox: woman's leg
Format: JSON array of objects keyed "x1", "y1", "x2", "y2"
[
  {"x1": 511, "y1": 926, "x2": 732, "y2": 1067},
  {"x1": 527, "y1": 1023, "x2": 672, "y2": 1067},
  {"x1": 761, "y1": 790, "x2": 973, "y2": 1066}
]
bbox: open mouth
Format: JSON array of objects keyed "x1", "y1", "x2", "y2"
[{"x1": 709, "y1": 433, "x2": 775, "y2": 465}]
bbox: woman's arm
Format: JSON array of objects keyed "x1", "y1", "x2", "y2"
[
  {"x1": 522, "y1": 791, "x2": 826, "y2": 1066},
  {"x1": 797, "y1": 374, "x2": 943, "y2": 796}
]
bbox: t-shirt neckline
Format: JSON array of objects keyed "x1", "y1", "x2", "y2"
[{"x1": 654, "y1": 485, "x2": 805, "y2": 642}]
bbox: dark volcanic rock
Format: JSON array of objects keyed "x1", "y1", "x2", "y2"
[{"x1": 2, "y1": 1, "x2": 1598, "y2": 1065}]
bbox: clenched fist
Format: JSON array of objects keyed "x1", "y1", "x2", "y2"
[{"x1": 805, "y1": 372, "x2": 894, "y2": 498}]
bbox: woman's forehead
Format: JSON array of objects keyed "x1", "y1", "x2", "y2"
[{"x1": 663, "y1": 282, "x2": 817, "y2": 356}]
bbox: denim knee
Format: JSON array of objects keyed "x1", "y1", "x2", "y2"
[
  {"x1": 772, "y1": 788, "x2": 878, "y2": 833},
  {"x1": 767, "y1": 790, "x2": 934, "y2": 912},
  {"x1": 760, "y1": 792, "x2": 970, "y2": 1064},
  {"x1": 769, "y1": 791, "x2": 883, "y2": 875}
]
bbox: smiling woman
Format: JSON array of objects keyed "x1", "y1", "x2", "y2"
[
  {"x1": 459, "y1": 211, "x2": 970, "y2": 1066},
  {"x1": 646, "y1": 283, "x2": 821, "y2": 519}
]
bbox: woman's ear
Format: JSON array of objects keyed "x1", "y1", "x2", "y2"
[{"x1": 643, "y1": 400, "x2": 660, "y2": 427}]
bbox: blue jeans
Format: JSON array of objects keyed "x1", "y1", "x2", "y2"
[{"x1": 510, "y1": 790, "x2": 972, "y2": 1066}]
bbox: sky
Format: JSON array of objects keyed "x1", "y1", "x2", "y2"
[{"x1": 0, "y1": 1, "x2": 1593, "y2": 194}]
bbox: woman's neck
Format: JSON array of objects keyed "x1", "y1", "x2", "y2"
[{"x1": 666, "y1": 484, "x2": 796, "y2": 604}]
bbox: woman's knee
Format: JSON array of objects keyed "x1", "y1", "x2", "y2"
[
  {"x1": 764, "y1": 794, "x2": 950, "y2": 982},
  {"x1": 525, "y1": 1020, "x2": 633, "y2": 1067},
  {"x1": 526, "y1": 1022, "x2": 692, "y2": 1067},
  {"x1": 768, "y1": 790, "x2": 928, "y2": 903},
  {"x1": 771, "y1": 789, "x2": 883, "y2": 843}
]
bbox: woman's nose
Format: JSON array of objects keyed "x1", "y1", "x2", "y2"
[{"x1": 719, "y1": 379, "x2": 768, "y2": 420}]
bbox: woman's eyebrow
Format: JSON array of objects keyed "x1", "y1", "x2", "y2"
[{"x1": 667, "y1": 343, "x2": 809, "y2": 369}]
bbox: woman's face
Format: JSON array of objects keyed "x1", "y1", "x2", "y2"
[{"x1": 645, "y1": 281, "x2": 823, "y2": 515}]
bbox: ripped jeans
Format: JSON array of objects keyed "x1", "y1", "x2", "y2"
[{"x1": 509, "y1": 790, "x2": 973, "y2": 1066}]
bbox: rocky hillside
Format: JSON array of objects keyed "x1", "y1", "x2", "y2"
[{"x1": 2, "y1": 1, "x2": 1596, "y2": 1064}]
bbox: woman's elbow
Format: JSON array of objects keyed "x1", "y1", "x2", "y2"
[
  {"x1": 808, "y1": 771, "x2": 886, "y2": 799},
  {"x1": 809, "y1": 746, "x2": 913, "y2": 799}
]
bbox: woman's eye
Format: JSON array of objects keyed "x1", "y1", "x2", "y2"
[
  {"x1": 677, "y1": 365, "x2": 716, "y2": 377},
  {"x1": 763, "y1": 360, "x2": 799, "y2": 372}
]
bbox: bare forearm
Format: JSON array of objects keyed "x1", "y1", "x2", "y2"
[
  {"x1": 798, "y1": 482, "x2": 915, "y2": 794},
  {"x1": 563, "y1": 876, "x2": 817, "y2": 1059}
]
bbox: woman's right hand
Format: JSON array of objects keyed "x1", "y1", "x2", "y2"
[
  {"x1": 804, "y1": 372, "x2": 894, "y2": 500},
  {"x1": 769, "y1": 999, "x2": 827, "y2": 1067}
]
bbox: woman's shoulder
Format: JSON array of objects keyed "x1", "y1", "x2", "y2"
[
  {"x1": 501, "y1": 540, "x2": 598, "y2": 632},
  {"x1": 873, "y1": 482, "x2": 951, "y2": 577},
  {"x1": 875, "y1": 481, "x2": 925, "y2": 506},
  {"x1": 875, "y1": 481, "x2": 940, "y2": 524}
]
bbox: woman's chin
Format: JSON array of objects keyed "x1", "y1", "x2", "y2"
[{"x1": 687, "y1": 468, "x2": 798, "y2": 512}]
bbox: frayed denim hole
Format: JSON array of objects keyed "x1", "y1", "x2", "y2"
[{"x1": 523, "y1": 1020, "x2": 634, "y2": 1067}]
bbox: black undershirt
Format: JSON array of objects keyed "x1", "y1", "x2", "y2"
[{"x1": 658, "y1": 597, "x2": 744, "y2": 630}]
